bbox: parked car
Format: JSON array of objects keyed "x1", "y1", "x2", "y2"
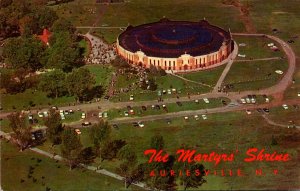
[
  {"x1": 138, "y1": 121, "x2": 144, "y2": 128},
  {"x1": 124, "y1": 111, "x2": 129, "y2": 116},
  {"x1": 203, "y1": 98, "x2": 209, "y2": 103},
  {"x1": 81, "y1": 113, "x2": 86, "y2": 119},
  {"x1": 141, "y1": 106, "x2": 147, "y2": 111},
  {"x1": 246, "y1": 110, "x2": 252, "y2": 115},
  {"x1": 82, "y1": 122, "x2": 92, "y2": 126},
  {"x1": 201, "y1": 114, "x2": 207, "y2": 120},
  {"x1": 282, "y1": 104, "x2": 289, "y2": 110},
  {"x1": 38, "y1": 112, "x2": 44, "y2": 118}
]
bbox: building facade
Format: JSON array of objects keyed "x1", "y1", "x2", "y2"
[{"x1": 116, "y1": 19, "x2": 233, "y2": 73}]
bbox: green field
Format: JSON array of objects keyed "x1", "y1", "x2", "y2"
[
  {"x1": 179, "y1": 65, "x2": 226, "y2": 86},
  {"x1": 1, "y1": 141, "x2": 138, "y2": 191},
  {"x1": 233, "y1": 35, "x2": 284, "y2": 59},
  {"x1": 224, "y1": 60, "x2": 289, "y2": 91},
  {"x1": 1, "y1": 89, "x2": 75, "y2": 112}
]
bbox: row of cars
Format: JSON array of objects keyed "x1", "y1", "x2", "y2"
[
  {"x1": 184, "y1": 114, "x2": 207, "y2": 121},
  {"x1": 240, "y1": 95, "x2": 269, "y2": 104}
]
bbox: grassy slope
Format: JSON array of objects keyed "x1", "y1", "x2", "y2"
[
  {"x1": 224, "y1": 60, "x2": 289, "y2": 91},
  {"x1": 1, "y1": 141, "x2": 138, "y2": 191}
]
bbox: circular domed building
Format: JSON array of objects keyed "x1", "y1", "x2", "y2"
[{"x1": 116, "y1": 19, "x2": 234, "y2": 73}]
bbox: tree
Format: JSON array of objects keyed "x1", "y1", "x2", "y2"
[
  {"x1": 101, "y1": 139, "x2": 126, "y2": 161},
  {"x1": 66, "y1": 67, "x2": 95, "y2": 101},
  {"x1": 61, "y1": 127, "x2": 82, "y2": 170},
  {"x1": 116, "y1": 145, "x2": 138, "y2": 188},
  {"x1": 43, "y1": 31, "x2": 82, "y2": 72},
  {"x1": 44, "y1": 109, "x2": 64, "y2": 145},
  {"x1": 150, "y1": 134, "x2": 164, "y2": 150},
  {"x1": 77, "y1": 147, "x2": 96, "y2": 165},
  {"x1": 144, "y1": 155, "x2": 177, "y2": 190},
  {"x1": 7, "y1": 113, "x2": 32, "y2": 151},
  {"x1": 111, "y1": 55, "x2": 130, "y2": 68},
  {"x1": 0, "y1": 0, "x2": 12, "y2": 7},
  {"x1": 3, "y1": 36, "x2": 45, "y2": 71},
  {"x1": 51, "y1": 18, "x2": 76, "y2": 34},
  {"x1": 39, "y1": 70, "x2": 66, "y2": 98},
  {"x1": 179, "y1": 162, "x2": 206, "y2": 190},
  {"x1": 148, "y1": 78, "x2": 157, "y2": 91},
  {"x1": 89, "y1": 120, "x2": 111, "y2": 167}
]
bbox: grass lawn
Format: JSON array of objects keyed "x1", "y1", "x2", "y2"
[
  {"x1": 267, "y1": 105, "x2": 300, "y2": 125},
  {"x1": 1, "y1": 141, "x2": 138, "y2": 191},
  {"x1": 111, "y1": 73, "x2": 211, "y2": 102},
  {"x1": 224, "y1": 60, "x2": 288, "y2": 91},
  {"x1": 84, "y1": 64, "x2": 114, "y2": 87},
  {"x1": 284, "y1": 58, "x2": 300, "y2": 100},
  {"x1": 78, "y1": 38, "x2": 90, "y2": 57},
  {"x1": 233, "y1": 35, "x2": 284, "y2": 59},
  {"x1": 178, "y1": 65, "x2": 226, "y2": 86},
  {"x1": 107, "y1": 98, "x2": 229, "y2": 120},
  {"x1": 1, "y1": 89, "x2": 75, "y2": 112}
]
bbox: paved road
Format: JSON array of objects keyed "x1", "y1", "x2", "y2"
[
  {"x1": 261, "y1": 114, "x2": 300, "y2": 129},
  {"x1": 213, "y1": 42, "x2": 239, "y2": 93},
  {"x1": 236, "y1": 57, "x2": 282, "y2": 62}
]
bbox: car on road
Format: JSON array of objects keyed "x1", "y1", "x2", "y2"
[
  {"x1": 82, "y1": 121, "x2": 92, "y2": 126},
  {"x1": 184, "y1": 116, "x2": 189, "y2": 120},
  {"x1": 81, "y1": 112, "x2": 86, "y2": 119},
  {"x1": 282, "y1": 104, "x2": 289, "y2": 110}
]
